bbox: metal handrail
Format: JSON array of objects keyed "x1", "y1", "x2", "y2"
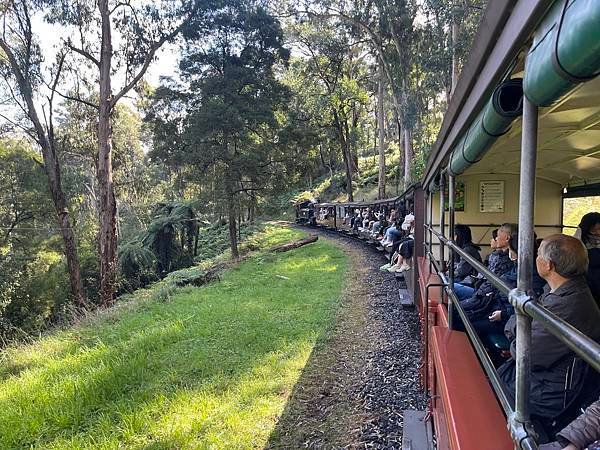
[
  {"x1": 447, "y1": 288, "x2": 513, "y2": 415},
  {"x1": 425, "y1": 248, "x2": 513, "y2": 415},
  {"x1": 523, "y1": 299, "x2": 600, "y2": 373},
  {"x1": 424, "y1": 224, "x2": 600, "y2": 373},
  {"x1": 426, "y1": 224, "x2": 511, "y2": 295},
  {"x1": 428, "y1": 223, "x2": 576, "y2": 229}
]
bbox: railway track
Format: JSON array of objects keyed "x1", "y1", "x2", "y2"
[{"x1": 269, "y1": 225, "x2": 427, "y2": 449}]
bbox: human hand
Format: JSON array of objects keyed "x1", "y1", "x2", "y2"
[{"x1": 489, "y1": 310, "x2": 502, "y2": 322}]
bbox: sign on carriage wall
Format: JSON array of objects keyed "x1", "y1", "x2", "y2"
[
  {"x1": 479, "y1": 181, "x2": 505, "y2": 213},
  {"x1": 445, "y1": 181, "x2": 466, "y2": 212}
]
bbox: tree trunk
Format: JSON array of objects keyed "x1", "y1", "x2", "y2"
[
  {"x1": 270, "y1": 235, "x2": 318, "y2": 252},
  {"x1": 52, "y1": 176, "x2": 86, "y2": 307},
  {"x1": 451, "y1": 1, "x2": 461, "y2": 98},
  {"x1": 397, "y1": 119, "x2": 403, "y2": 196},
  {"x1": 319, "y1": 142, "x2": 333, "y2": 180},
  {"x1": 403, "y1": 127, "x2": 413, "y2": 190},
  {"x1": 350, "y1": 103, "x2": 360, "y2": 175},
  {"x1": 98, "y1": 0, "x2": 118, "y2": 306},
  {"x1": 225, "y1": 176, "x2": 239, "y2": 260},
  {"x1": 238, "y1": 207, "x2": 242, "y2": 241},
  {"x1": 249, "y1": 192, "x2": 256, "y2": 222},
  {"x1": 377, "y1": 64, "x2": 386, "y2": 199},
  {"x1": 0, "y1": 38, "x2": 86, "y2": 307},
  {"x1": 333, "y1": 111, "x2": 354, "y2": 202},
  {"x1": 343, "y1": 115, "x2": 358, "y2": 176}
]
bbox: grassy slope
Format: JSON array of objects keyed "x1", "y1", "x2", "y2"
[{"x1": 0, "y1": 226, "x2": 348, "y2": 450}]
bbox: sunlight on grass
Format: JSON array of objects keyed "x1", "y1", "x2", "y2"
[
  {"x1": 563, "y1": 196, "x2": 600, "y2": 235},
  {"x1": 0, "y1": 226, "x2": 347, "y2": 449}
]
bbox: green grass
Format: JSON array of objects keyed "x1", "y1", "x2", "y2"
[
  {"x1": 563, "y1": 196, "x2": 600, "y2": 235},
  {"x1": 0, "y1": 226, "x2": 347, "y2": 449}
]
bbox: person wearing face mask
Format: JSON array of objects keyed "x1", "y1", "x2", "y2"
[
  {"x1": 575, "y1": 212, "x2": 600, "y2": 305},
  {"x1": 458, "y1": 227, "x2": 546, "y2": 325},
  {"x1": 471, "y1": 233, "x2": 545, "y2": 353},
  {"x1": 453, "y1": 224, "x2": 515, "y2": 301}
]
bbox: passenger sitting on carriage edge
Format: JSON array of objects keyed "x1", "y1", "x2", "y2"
[
  {"x1": 381, "y1": 214, "x2": 415, "y2": 273},
  {"x1": 352, "y1": 209, "x2": 362, "y2": 230},
  {"x1": 454, "y1": 223, "x2": 515, "y2": 301},
  {"x1": 498, "y1": 234, "x2": 600, "y2": 418},
  {"x1": 370, "y1": 212, "x2": 383, "y2": 236},
  {"x1": 380, "y1": 218, "x2": 402, "y2": 246}
]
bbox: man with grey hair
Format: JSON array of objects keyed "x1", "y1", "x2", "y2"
[{"x1": 499, "y1": 234, "x2": 600, "y2": 419}]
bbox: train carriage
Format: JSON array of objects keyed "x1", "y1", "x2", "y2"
[
  {"x1": 418, "y1": 1, "x2": 600, "y2": 448},
  {"x1": 313, "y1": 202, "x2": 337, "y2": 229},
  {"x1": 295, "y1": 200, "x2": 315, "y2": 225},
  {"x1": 301, "y1": 1, "x2": 600, "y2": 448}
]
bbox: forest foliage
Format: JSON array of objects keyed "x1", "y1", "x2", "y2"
[{"x1": 0, "y1": 0, "x2": 486, "y2": 342}]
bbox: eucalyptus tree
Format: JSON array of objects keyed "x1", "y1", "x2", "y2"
[
  {"x1": 295, "y1": 0, "x2": 415, "y2": 187},
  {"x1": 0, "y1": 0, "x2": 86, "y2": 306},
  {"x1": 287, "y1": 17, "x2": 371, "y2": 201},
  {"x1": 40, "y1": 0, "x2": 211, "y2": 306},
  {"x1": 56, "y1": 99, "x2": 159, "y2": 244}
]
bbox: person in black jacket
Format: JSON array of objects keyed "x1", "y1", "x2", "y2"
[
  {"x1": 453, "y1": 224, "x2": 482, "y2": 281},
  {"x1": 450, "y1": 225, "x2": 482, "y2": 301},
  {"x1": 454, "y1": 223, "x2": 517, "y2": 301},
  {"x1": 499, "y1": 234, "x2": 600, "y2": 419},
  {"x1": 471, "y1": 232, "x2": 545, "y2": 354}
]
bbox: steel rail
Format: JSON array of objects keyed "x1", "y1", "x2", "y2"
[
  {"x1": 428, "y1": 223, "x2": 575, "y2": 229},
  {"x1": 424, "y1": 250, "x2": 514, "y2": 415},
  {"x1": 446, "y1": 288, "x2": 513, "y2": 416},
  {"x1": 522, "y1": 299, "x2": 600, "y2": 373},
  {"x1": 426, "y1": 224, "x2": 511, "y2": 295},
  {"x1": 426, "y1": 223, "x2": 600, "y2": 371},
  {"x1": 425, "y1": 249, "x2": 513, "y2": 416},
  {"x1": 439, "y1": 174, "x2": 446, "y2": 269},
  {"x1": 448, "y1": 173, "x2": 456, "y2": 328}
]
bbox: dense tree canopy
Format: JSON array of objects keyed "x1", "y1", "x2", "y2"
[{"x1": 0, "y1": 0, "x2": 485, "y2": 341}]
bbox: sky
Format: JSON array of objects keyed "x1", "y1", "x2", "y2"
[{"x1": 32, "y1": 13, "x2": 180, "y2": 98}]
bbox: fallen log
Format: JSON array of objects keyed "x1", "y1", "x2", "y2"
[{"x1": 270, "y1": 235, "x2": 318, "y2": 252}]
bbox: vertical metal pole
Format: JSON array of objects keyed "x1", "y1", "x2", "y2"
[
  {"x1": 428, "y1": 190, "x2": 433, "y2": 254},
  {"x1": 448, "y1": 174, "x2": 456, "y2": 329},
  {"x1": 515, "y1": 95, "x2": 537, "y2": 430},
  {"x1": 428, "y1": 189, "x2": 434, "y2": 273},
  {"x1": 439, "y1": 173, "x2": 446, "y2": 270}
]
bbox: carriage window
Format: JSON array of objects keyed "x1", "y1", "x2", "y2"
[{"x1": 563, "y1": 196, "x2": 600, "y2": 236}]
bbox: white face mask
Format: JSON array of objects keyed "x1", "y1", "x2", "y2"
[{"x1": 586, "y1": 236, "x2": 600, "y2": 249}]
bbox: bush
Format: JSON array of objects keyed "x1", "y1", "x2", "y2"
[{"x1": 0, "y1": 250, "x2": 70, "y2": 344}]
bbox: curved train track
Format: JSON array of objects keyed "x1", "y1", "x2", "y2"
[{"x1": 269, "y1": 226, "x2": 426, "y2": 449}]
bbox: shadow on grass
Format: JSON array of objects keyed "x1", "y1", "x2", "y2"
[{"x1": 0, "y1": 240, "x2": 348, "y2": 450}]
